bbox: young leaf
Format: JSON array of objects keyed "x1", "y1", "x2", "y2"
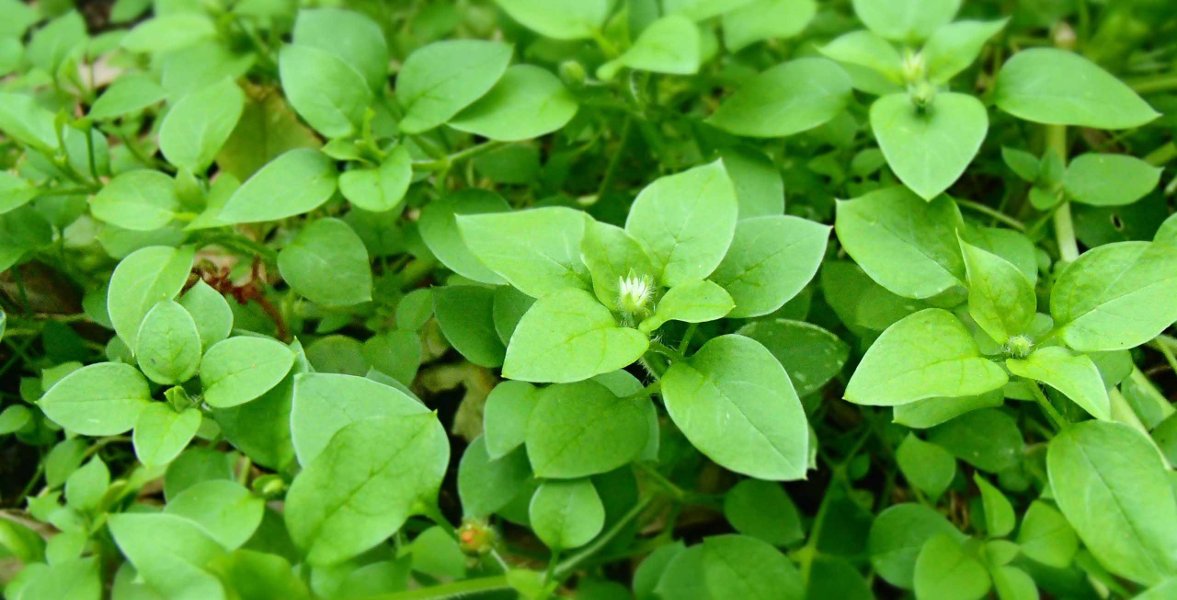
[
  {"x1": 502, "y1": 288, "x2": 648, "y2": 383},
  {"x1": 0, "y1": 92, "x2": 57, "y2": 151},
  {"x1": 1006, "y1": 347, "x2": 1110, "y2": 420},
  {"x1": 39, "y1": 363, "x2": 151, "y2": 436},
  {"x1": 159, "y1": 78, "x2": 245, "y2": 174},
  {"x1": 722, "y1": 0, "x2": 816, "y2": 52},
  {"x1": 960, "y1": 238, "x2": 1036, "y2": 343},
  {"x1": 1047, "y1": 421, "x2": 1177, "y2": 585},
  {"x1": 457, "y1": 207, "x2": 590, "y2": 298},
  {"x1": 1016, "y1": 501, "x2": 1078, "y2": 568},
  {"x1": 641, "y1": 279, "x2": 733, "y2": 333},
  {"x1": 834, "y1": 187, "x2": 964, "y2": 299},
  {"x1": 278, "y1": 218, "x2": 373, "y2": 307},
  {"x1": 662, "y1": 334, "x2": 809, "y2": 480},
  {"x1": 844, "y1": 309, "x2": 1007, "y2": 405},
  {"x1": 870, "y1": 92, "x2": 989, "y2": 200},
  {"x1": 852, "y1": 0, "x2": 960, "y2": 42},
  {"x1": 525, "y1": 380, "x2": 650, "y2": 478},
  {"x1": 581, "y1": 219, "x2": 658, "y2": 311},
  {"x1": 923, "y1": 19, "x2": 1008, "y2": 83},
  {"x1": 449, "y1": 65, "x2": 577, "y2": 141},
  {"x1": 626, "y1": 161, "x2": 738, "y2": 287},
  {"x1": 396, "y1": 40, "x2": 513, "y2": 133},
  {"x1": 87, "y1": 74, "x2": 166, "y2": 120},
  {"x1": 896, "y1": 434, "x2": 955, "y2": 500},
  {"x1": 869, "y1": 503, "x2": 966, "y2": 589},
  {"x1": 338, "y1": 146, "x2": 412, "y2": 213},
  {"x1": 1051, "y1": 241, "x2": 1177, "y2": 351},
  {"x1": 178, "y1": 280, "x2": 233, "y2": 350},
  {"x1": 973, "y1": 474, "x2": 1015, "y2": 537},
  {"x1": 133, "y1": 404, "x2": 202, "y2": 467},
  {"x1": 913, "y1": 534, "x2": 990, "y2": 600},
  {"x1": 279, "y1": 44, "x2": 372, "y2": 138},
  {"x1": 1062, "y1": 153, "x2": 1162, "y2": 207},
  {"x1": 710, "y1": 215, "x2": 829, "y2": 318},
  {"x1": 219, "y1": 149, "x2": 338, "y2": 223},
  {"x1": 494, "y1": 0, "x2": 610, "y2": 40},
  {"x1": 285, "y1": 414, "x2": 449, "y2": 565},
  {"x1": 708, "y1": 58, "x2": 852, "y2": 138},
  {"x1": 135, "y1": 300, "x2": 202, "y2": 385},
  {"x1": 120, "y1": 14, "x2": 215, "y2": 54},
  {"x1": 91, "y1": 170, "x2": 180, "y2": 231},
  {"x1": 529, "y1": 479, "x2": 605, "y2": 550},
  {"x1": 994, "y1": 48, "x2": 1159, "y2": 129},
  {"x1": 290, "y1": 372, "x2": 428, "y2": 466},
  {"x1": 200, "y1": 337, "x2": 295, "y2": 408},
  {"x1": 819, "y1": 31, "x2": 903, "y2": 94},
  {"x1": 598, "y1": 15, "x2": 700, "y2": 80},
  {"x1": 107, "y1": 245, "x2": 195, "y2": 350},
  {"x1": 484, "y1": 381, "x2": 537, "y2": 460}
]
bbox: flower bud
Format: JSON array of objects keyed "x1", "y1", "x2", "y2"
[
  {"x1": 457, "y1": 518, "x2": 496, "y2": 555},
  {"x1": 617, "y1": 272, "x2": 654, "y2": 315},
  {"x1": 1005, "y1": 335, "x2": 1034, "y2": 359}
]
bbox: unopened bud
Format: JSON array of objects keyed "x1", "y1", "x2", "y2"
[
  {"x1": 617, "y1": 272, "x2": 654, "y2": 315},
  {"x1": 457, "y1": 518, "x2": 496, "y2": 555},
  {"x1": 1005, "y1": 335, "x2": 1034, "y2": 359}
]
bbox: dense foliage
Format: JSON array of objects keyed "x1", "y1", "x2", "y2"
[{"x1": 1, "y1": 0, "x2": 1177, "y2": 598}]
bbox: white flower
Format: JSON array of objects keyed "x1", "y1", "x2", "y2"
[{"x1": 617, "y1": 272, "x2": 654, "y2": 314}]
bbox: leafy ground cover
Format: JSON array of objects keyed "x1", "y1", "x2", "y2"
[{"x1": 1, "y1": 0, "x2": 1177, "y2": 598}]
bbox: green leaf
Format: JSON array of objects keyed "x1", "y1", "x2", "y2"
[
  {"x1": 598, "y1": 15, "x2": 700, "y2": 80},
  {"x1": 419, "y1": 190, "x2": 510, "y2": 285},
  {"x1": 528, "y1": 479, "x2": 605, "y2": 550},
  {"x1": 819, "y1": 31, "x2": 903, "y2": 94},
  {"x1": 923, "y1": 19, "x2": 1008, "y2": 83},
  {"x1": 0, "y1": 171, "x2": 35, "y2": 215},
  {"x1": 708, "y1": 58, "x2": 852, "y2": 138},
  {"x1": 290, "y1": 372, "x2": 428, "y2": 466},
  {"x1": 722, "y1": 0, "x2": 816, "y2": 52},
  {"x1": 39, "y1": 362, "x2": 150, "y2": 436},
  {"x1": 449, "y1": 65, "x2": 577, "y2": 141},
  {"x1": 339, "y1": 146, "x2": 412, "y2": 213},
  {"x1": 494, "y1": 0, "x2": 609, "y2": 40},
  {"x1": 286, "y1": 413, "x2": 448, "y2": 565},
  {"x1": 484, "y1": 381, "x2": 537, "y2": 459},
  {"x1": 722, "y1": 147, "x2": 785, "y2": 219},
  {"x1": 219, "y1": 149, "x2": 338, "y2": 223},
  {"x1": 701, "y1": 535, "x2": 803, "y2": 600},
  {"x1": 1051, "y1": 241, "x2": 1177, "y2": 351},
  {"x1": 1007, "y1": 346, "x2": 1110, "y2": 420},
  {"x1": 960, "y1": 238, "x2": 1036, "y2": 343},
  {"x1": 896, "y1": 434, "x2": 955, "y2": 500},
  {"x1": 664, "y1": 0, "x2": 755, "y2": 20},
  {"x1": 135, "y1": 300, "x2": 202, "y2": 385},
  {"x1": 1048, "y1": 421, "x2": 1177, "y2": 584},
  {"x1": 121, "y1": 14, "x2": 215, "y2": 54},
  {"x1": 1015, "y1": 501, "x2": 1077, "y2": 568},
  {"x1": 293, "y1": 8, "x2": 388, "y2": 92},
  {"x1": 736, "y1": 319, "x2": 849, "y2": 397},
  {"x1": 215, "y1": 85, "x2": 321, "y2": 182},
  {"x1": 178, "y1": 280, "x2": 233, "y2": 350},
  {"x1": 928, "y1": 408, "x2": 1022, "y2": 472},
  {"x1": 1062, "y1": 153, "x2": 1162, "y2": 207},
  {"x1": 640, "y1": 279, "x2": 734, "y2": 333},
  {"x1": 200, "y1": 337, "x2": 295, "y2": 408},
  {"x1": 8, "y1": 558, "x2": 101, "y2": 600},
  {"x1": 65, "y1": 457, "x2": 109, "y2": 512},
  {"x1": 913, "y1": 534, "x2": 990, "y2": 600},
  {"x1": 723, "y1": 480, "x2": 804, "y2": 546},
  {"x1": 397, "y1": 40, "x2": 513, "y2": 134},
  {"x1": 457, "y1": 207, "x2": 590, "y2": 298},
  {"x1": 159, "y1": 78, "x2": 245, "y2": 173},
  {"x1": 91, "y1": 170, "x2": 179, "y2": 231},
  {"x1": 434, "y1": 285, "x2": 506, "y2": 367},
  {"x1": 88, "y1": 74, "x2": 166, "y2": 120},
  {"x1": 834, "y1": 187, "x2": 964, "y2": 299},
  {"x1": 108, "y1": 512, "x2": 226, "y2": 598},
  {"x1": 279, "y1": 44, "x2": 372, "y2": 138},
  {"x1": 133, "y1": 404, "x2": 202, "y2": 467},
  {"x1": 165, "y1": 480, "x2": 264, "y2": 550},
  {"x1": 845, "y1": 309, "x2": 1007, "y2": 405},
  {"x1": 581, "y1": 219, "x2": 658, "y2": 311},
  {"x1": 994, "y1": 48, "x2": 1159, "y2": 129},
  {"x1": 869, "y1": 503, "x2": 966, "y2": 589},
  {"x1": 973, "y1": 474, "x2": 1015, "y2": 537},
  {"x1": 0, "y1": 92, "x2": 57, "y2": 151},
  {"x1": 711, "y1": 215, "x2": 829, "y2": 318},
  {"x1": 870, "y1": 92, "x2": 988, "y2": 200},
  {"x1": 626, "y1": 161, "x2": 738, "y2": 287},
  {"x1": 852, "y1": 0, "x2": 960, "y2": 42},
  {"x1": 991, "y1": 566, "x2": 1037, "y2": 600},
  {"x1": 662, "y1": 334, "x2": 809, "y2": 480},
  {"x1": 458, "y1": 438, "x2": 532, "y2": 517},
  {"x1": 278, "y1": 218, "x2": 372, "y2": 307},
  {"x1": 502, "y1": 288, "x2": 648, "y2": 383},
  {"x1": 525, "y1": 380, "x2": 650, "y2": 478}
]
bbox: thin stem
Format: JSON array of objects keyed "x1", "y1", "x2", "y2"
[
  {"x1": 955, "y1": 199, "x2": 1025, "y2": 231},
  {"x1": 1046, "y1": 125, "x2": 1079, "y2": 263},
  {"x1": 1151, "y1": 337, "x2": 1177, "y2": 375},
  {"x1": 678, "y1": 323, "x2": 698, "y2": 354},
  {"x1": 1128, "y1": 71, "x2": 1177, "y2": 94},
  {"x1": 361, "y1": 575, "x2": 511, "y2": 600},
  {"x1": 634, "y1": 462, "x2": 686, "y2": 501},
  {"x1": 596, "y1": 115, "x2": 633, "y2": 200},
  {"x1": 1027, "y1": 383, "x2": 1068, "y2": 432},
  {"x1": 554, "y1": 495, "x2": 654, "y2": 578},
  {"x1": 413, "y1": 141, "x2": 505, "y2": 171},
  {"x1": 647, "y1": 340, "x2": 683, "y2": 362},
  {"x1": 1145, "y1": 141, "x2": 1177, "y2": 166}
]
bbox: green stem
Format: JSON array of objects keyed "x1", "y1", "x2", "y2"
[
  {"x1": 1151, "y1": 337, "x2": 1177, "y2": 376},
  {"x1": 678, "y1": 323, "x2": 698, "y2": 354},
  {"x1": 1145, "y1": 141, "x2": 1177, "y2": 166},
  {"x1": 361, "y1": 575, "x2": 511, "y2": 600},
  {"x1": 647, "y1": 340, "x2": 684, "y2": 362},
  {"x1": 1046, "y1": 125, "x2": 1079, "y2": 263},
  {"x1": 955, "y1": 199, "x2": 1025, "y2": 231},
  {"x1": 413, "y1": 141, "x2": 504, "y2": 171},
  {"x1": 596, "y1": 115, "x2": 633, "y2": 200},
  {"x1": 634, "y1": 462, "x2": 686, "y2": 502},
  {"x1": 554, "y1": 495, "x2": 654, "y2": 578},
  {"x1": 1027, "y1": 383, "x2": 1068, "y2": 432},
  {"x1": 1128, "y1": 72, "x2": 1177, "y2": 94}
]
